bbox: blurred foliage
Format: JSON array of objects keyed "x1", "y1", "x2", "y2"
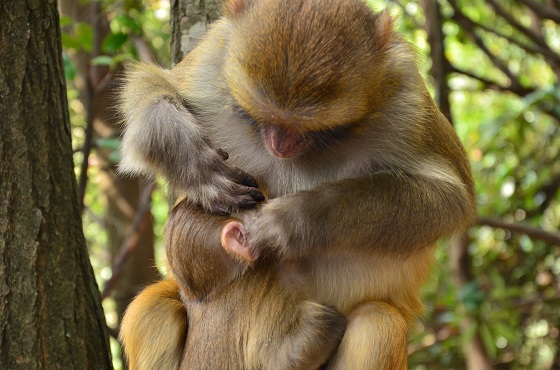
[
  {"x1": 61, "y1": 0, "x2": 560, "y2": 369},
  {"x1": 61, "y1": 1, "x2": 170, "y2": 369},
  {"x1": 395, "y1": 1, "x2": 560, "y2": 369},
  {"x1": 63, "y1": 0, "x2": 170, "y2": 270}
]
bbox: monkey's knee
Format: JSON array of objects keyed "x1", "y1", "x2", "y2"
[
  {"x1": 326, "y1": 301, "x2": 409, "y2": 370},
  {"x1": 120, "y1": 279, "x2": 187, "y2": 370}
]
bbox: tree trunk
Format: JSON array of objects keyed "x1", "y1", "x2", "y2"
[
  {"x1": 170, "y1": 0, "x2": 221, "y2": 64},
  {"x1": 0, "y1": 1, "x2": 113, "y2": 368}
]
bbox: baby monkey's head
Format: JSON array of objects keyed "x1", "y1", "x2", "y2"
[{"x1": 165, "y1": 199, "x2": 258, "y2": 301}]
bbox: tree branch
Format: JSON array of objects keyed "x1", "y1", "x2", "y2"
[
  {"x1": 486, "y1": 0, "x2": 549, "y2": 49},
  {"x1": 450, "y1": 66, "x2": 536, "y2": 96},
  {"x1": 478, "y1": 217, "x2": 560, "y2": 246},
  {"x1": 518, "y1": 0, "x2": 560, "y2": 23},
  {"x1": 422, "y1": 0, "x2": 451, "y2": 120},
  {"x1": 456, "y1": 15, "x2": 560, "y2": 67},
  {"x1": 448, "y1": 1, "x2": 528, "y2": 93}
]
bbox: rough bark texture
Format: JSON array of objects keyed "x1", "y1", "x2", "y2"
[
  {"x1": 0, "y1": 0, "x2": 113, "y2": 368},
  {"x1": 170, "y1": 0, "x2": 221, "y2": 64}
]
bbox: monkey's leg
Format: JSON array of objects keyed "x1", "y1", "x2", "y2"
[
  {"x1": 325, "y1": 301, "x2": 409, "y2": 370},
  {"x1": 120, "y1": 279, "x2": 187, "y2": 370},
  {"x1": 262, "y1": 301, "x2": 347, "y2": 370}
]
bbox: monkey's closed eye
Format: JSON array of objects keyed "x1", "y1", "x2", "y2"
[
  {"x1": 232, "y1": 105, "x2": 259, "y2": 127},
  {"x1": 309, "y1": 121, "x2": 358, "y2": 148}
]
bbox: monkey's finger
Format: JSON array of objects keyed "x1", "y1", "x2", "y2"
[
  {"x1": 248, "y1": 189, "x2": 265, "y2": 202},
  {"x1": 238, "y1": 199, "x2": 258, "y2": 209},
  {"x1": 230, "y1": 167, "x2": 259, "y2": 188},
  {"x1": 210, "y1": 203, "x2": 231, "y2": 216},
  {"x1": 233, "y1": 186, "x2": 265, "y2": 202},
  {"x1": 216, "y1": 148, "x2": 229, "y2": 160},
  {"x1": 234, "y1": 191, "x2": 261, "y2": 209}
]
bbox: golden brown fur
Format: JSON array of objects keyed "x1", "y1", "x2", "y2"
[
  {"x1": 120, "y1": 280, "x2": 187, "y2": 370},
  {"x1": 124, "y1": 200, "x2": 346, "y2": 370},
  {"x1": 119, "y1": 0, "x2": 476, "y2": 368}
]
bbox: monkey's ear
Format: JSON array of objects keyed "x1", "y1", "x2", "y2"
[
  {"x1": 222, "y1": 0, "x2": 250, "y2": 17},
  {"x1": 374, "y1": 10, "x2": 395, "y2": 51},
  {"x1": 221, "y1": 221, "x2": 255, "y2": 262}
]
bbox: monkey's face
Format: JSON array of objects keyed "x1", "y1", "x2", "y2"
[{"x1": 223, "y1": 0, "x2": 393, "y2": 159}]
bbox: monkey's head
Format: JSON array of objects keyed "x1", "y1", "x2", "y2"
[
  {"x1": 222, "y1": 0, "x2": 398, "y2": 159},
  {"x1": 166, "y1": 200, "x2": 257, "y2": 301}
]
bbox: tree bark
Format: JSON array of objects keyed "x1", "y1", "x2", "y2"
[
  {"x1": 170, "y1": 0, "x2": 221, "y2": 64},
  {"x1": 0, "y1": 0, "x2": 113, "y2": 368}
]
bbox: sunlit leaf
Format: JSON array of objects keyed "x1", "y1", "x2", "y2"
[
  {"x1": 102, "y1": 33, "x2": 129, "y2": 53},
  {"x1": 91, "y1": 55, "x2": 114, "y2": 66}
]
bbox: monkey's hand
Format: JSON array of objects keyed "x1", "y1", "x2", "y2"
[
  {"x1": 245, "y1": 196, "x2": 312, "y2": 260},
  {"x1": 187, "y1": 144, "x2": 266, "y2": 215},
  {"x1": 118, "y1": 63, "x2": 264, "y2": 215},
  {"x1": 121, "y1": 118, "x2": 265, "y2": 215}
]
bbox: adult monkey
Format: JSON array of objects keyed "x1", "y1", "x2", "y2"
[{"x1": 119, "y1": 0, "x2": 476, "y2": 368}]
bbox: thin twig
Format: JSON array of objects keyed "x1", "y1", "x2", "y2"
[
  {"x1": 457, "y1": 15, "x2": 560, "y2": 66},
  {"x1": 518, "y1": 0, "x2": 560, "y2": 23},
  {"x1": 448, "y1": 1, "x2": 523, "y2": 91},
  {"x1": 450, "y1": 66, "x2": 536, "y2": 96},
  {"x1": 486, "y1": 0, "x2": 549, "y2": 49}
]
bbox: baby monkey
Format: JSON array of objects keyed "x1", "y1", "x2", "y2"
[{"x1": 121, "y1": 199, "x2": 346, "y2": 370}]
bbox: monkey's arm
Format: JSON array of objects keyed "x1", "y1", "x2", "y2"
[
  {"x1": 248, "y1": 172, "x2": 476, "y2": 258},
  {"x1": 118, "y1": 63, "x2": 263, "y2": 214}
]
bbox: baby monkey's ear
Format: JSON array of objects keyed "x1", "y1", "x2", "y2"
[{"x1": 221, "y1": 221, "x2": 256, "y2": 262}]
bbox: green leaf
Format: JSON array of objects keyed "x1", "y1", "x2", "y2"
[
  {"x1": 59, "y1": 16, "x2": 73, "y2": 27},
  {"x1": 75, "y1": 22, "x2": 93, "y2": 52},
  {"x1": 61, "y1": 33, "x2": 82, "y2": 51},
  {"x1": 96, "y1": 137, "x2": 121, "y2": 150},
  {"x1": 492, "y1": 321, "x2": 518, "y2": 341},
  {"x1": 112, "y1": 53, "x2": 134, "y2": 64},
  {"x1": 62, "y1": 53, "x2": 76, "y2": 81},
  {"x1": 102, "y1": 33, "x2": 129, "y2": 53},
  {"x1": 91, "y1": 56, "x2": 114, "y2": 66},
  {"x1": 480, "y1": 323, "x2": 497, "y2": 359},
  {"x1": 114, "y1": 14, "x2": 142, "y2": 34},
  {"x1": 458, "y1": 281, "x2": 485, "y2": 313},
  {"x1": 109, "y1": 150, "x2": 122, "y2": 164}
]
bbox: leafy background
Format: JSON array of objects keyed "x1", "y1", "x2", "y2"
[{"x1": 61, "y1": 0, "x2": 560, "y2": 368}]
